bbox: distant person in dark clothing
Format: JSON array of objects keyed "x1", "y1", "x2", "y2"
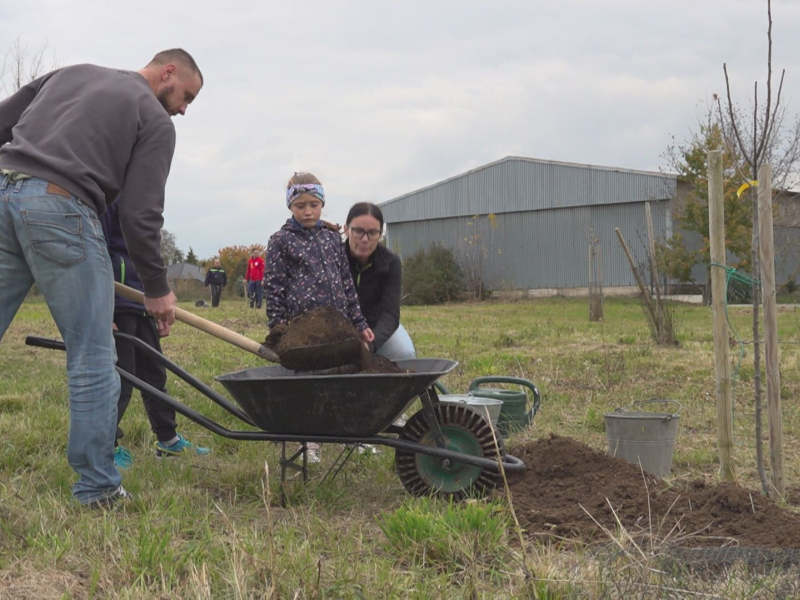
[
  {"x1": 204, "y1": 259, "x2": 227, "y2": 307},
  {"x1": 101, "y1": 202, "x2": 210, "y2": 468},
  {"x1": 344, "y1": 202, "x2": 416, "y2": 360},
  {"x1": 0, "y1": 49, "x2": 203, "y2": 508},
  {"x1": 245, "y1": 249, "x2": 265, "y2": 309}
]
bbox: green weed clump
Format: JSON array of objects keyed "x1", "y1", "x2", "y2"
[
  {"x1": 402, "y1": 244, "x2": 465, "y2": 305},
  {"x1": 377, "y1": 497, "x2": 509, "y2": 571}
]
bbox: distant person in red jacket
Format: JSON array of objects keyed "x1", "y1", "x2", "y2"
[{"x1": 245, "y1": 249, "x2": 265, "y2": 309}]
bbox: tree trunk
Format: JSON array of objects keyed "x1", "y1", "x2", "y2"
[{"x1": 703, "y1": 281, "x2": 712, "y2": 306}]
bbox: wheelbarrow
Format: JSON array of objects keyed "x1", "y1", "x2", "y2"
[{"x1": 25, "y1": 333, "x2": 525, "y2": 500}]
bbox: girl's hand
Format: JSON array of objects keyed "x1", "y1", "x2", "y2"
[{"x1": 361, "y1": 328, "x2": 375, "y2": 343}]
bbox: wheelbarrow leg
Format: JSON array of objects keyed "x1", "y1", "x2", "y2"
[
  {"x1": 321, "y1": 444, "x2": 358, "y2": 486},
  {"x1": 279, "y1": 442, "x2": 309, "y2": 507},
  {"x1": 419, "y1": 387, "x2": 447, "y2": 448}
]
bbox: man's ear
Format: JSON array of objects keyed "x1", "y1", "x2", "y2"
[{"x1": 162, "y1": 64, "x2": 177, "y2": 81}]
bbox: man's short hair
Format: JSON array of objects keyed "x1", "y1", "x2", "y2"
[{"x1": 149, "y1": 48, "x2": 203, "y2": 84}]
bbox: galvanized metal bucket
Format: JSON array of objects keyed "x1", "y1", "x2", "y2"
[
  {"x1": 439, "y1": 394, "x2": 503, "y2": 429},
  {"x1": 604, "y1": 399, "x2": 682, "y2": 478}
]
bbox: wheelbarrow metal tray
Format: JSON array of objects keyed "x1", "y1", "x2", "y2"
[{"x1": 216, "y1": 358, "x2": 457, "y2": 436}]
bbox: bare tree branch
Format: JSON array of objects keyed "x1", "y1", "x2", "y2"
[
  {"x1": 756, "y1": 0, "x2": 775, "y2": 162},
  {"x1": 723, "y1": 63, "x2": 752, "y2": 166},
  {"x1": 763, "y1": 69, "x2": 786, "y2": 159},
  {"x1": 714, "y1": 96, "x2": 751, "y2": 184},
  {"x1": 1, "y1": 37, "x2": 62, "y2": 97}
]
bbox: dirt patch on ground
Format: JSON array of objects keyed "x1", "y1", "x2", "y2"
[
  {"x1": 508, "y1": 435, "x2": 800, "y2": 548},
  {"x1": 265, "y1": 306, "x2": 405, "y2": 373}
]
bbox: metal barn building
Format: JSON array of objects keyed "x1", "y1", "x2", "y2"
[{"x1": 380, "y1": 156, "x2": 688, "y2": 294}]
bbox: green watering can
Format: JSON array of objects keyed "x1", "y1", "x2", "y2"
[{"x1": 467, "y1": 376, "x2": 541, "y2": 435}]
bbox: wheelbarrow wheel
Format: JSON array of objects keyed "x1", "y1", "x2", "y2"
[{"x1": 395, "y1": 403, "x2": 503, "y2": 499}]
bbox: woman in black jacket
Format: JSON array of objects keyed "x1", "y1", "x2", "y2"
[{"x1": 344, "y1": 202, "x2": 416, "y2": 360}]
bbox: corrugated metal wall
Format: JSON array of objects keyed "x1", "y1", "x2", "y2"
[
  {"x1": 385, "y1": 201, "x2": 670, "y2": 289},
  {"x1": 381, "y1": 156, "x2": 677, "y2": 223}
]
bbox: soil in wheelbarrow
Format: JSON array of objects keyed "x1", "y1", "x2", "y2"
[
  {"x1": 264, "y1": 306, "x2": 407, "y2": 374},
  {"x1": 507, "y1": 434, "x2": 800, "y2": 548}
]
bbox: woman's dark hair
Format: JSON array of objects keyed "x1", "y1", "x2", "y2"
[{"x1": 345, "y1": 202, "x2": 384, "y2": 230}]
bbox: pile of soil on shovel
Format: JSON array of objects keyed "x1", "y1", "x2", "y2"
[
  {"x1": 507, "y1": 435, "x2": 800, "y2": 548},
  {"x1": 265, "y1": 306, "x2": 407, "y2": 374}
]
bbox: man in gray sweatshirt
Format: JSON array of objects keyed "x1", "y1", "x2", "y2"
[{"x1": 0, "y1": 49, "x2": 203, "y2": 508}]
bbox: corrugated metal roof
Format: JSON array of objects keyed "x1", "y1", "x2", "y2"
[{"x1": 380, "y1": 156, "x2": 677, "y2": 223}]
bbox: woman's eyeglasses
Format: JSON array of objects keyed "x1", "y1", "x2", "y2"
[{"x1": 350, "y1": 227, "x2": 382, "y2": 240}]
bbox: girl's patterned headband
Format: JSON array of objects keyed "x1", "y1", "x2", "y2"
[{"x1": 286, "y1": 183, "x2": 325, "y2": 207}]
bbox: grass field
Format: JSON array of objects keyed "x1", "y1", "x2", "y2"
[{"x1": 2, "y1": 296, "x2": 800, "y2": 597}]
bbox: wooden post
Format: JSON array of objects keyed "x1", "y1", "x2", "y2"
[
  {"x1": 757, "y1": 163, "x2": 784, "y2": 495},
  {"x1": 708, "y1": 149, "x2": 736, "y2": 482},
  {"x1": 588, "y1": 238, "x2": 603, "y2": 321},
  {"x1": 588, "y1": 240, "x2": 594, "y2": 320},
  {"x1": 644, "y1": 202, "x2": 665, "y2": 339},
  {"x1": 615, "y1": 228, "x2": 657, "y2": 325},
  {"x1": 597, "y1": 244, "x2": 604, "y2": 319}
]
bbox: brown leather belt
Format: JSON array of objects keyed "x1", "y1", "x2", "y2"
[{"x1": 46, "y1": 182, "x2": 72, "y2": 198}]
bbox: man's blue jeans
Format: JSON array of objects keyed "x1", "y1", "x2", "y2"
[
  {"x1": 0, "y1": 176, "x2": 121, "y2": 504},
  {"x1": 247, "y1": 280, "x2": 263, "y2": 308}
]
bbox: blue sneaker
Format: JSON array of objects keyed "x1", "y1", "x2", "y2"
[
  {"x1": 154, "y1": 434, "x2": 211, "y2": 458},
  {"x1": 114, "y1": 445, "x2": 133, "y2": 470}
]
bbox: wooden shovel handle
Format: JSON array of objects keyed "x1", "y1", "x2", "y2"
[{"x1": 113, "y1": 282, "x2": 279, "y2": 362}]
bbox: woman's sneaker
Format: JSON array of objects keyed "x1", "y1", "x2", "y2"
[
  {"x1": 393, "y1": 413, "x2": 409, "y2": 427},
  {"x1": 306, "y1": 443, "x2": 321, "y2": 464},
  {"x1": 84, "y1": 485, "x2": 134, "y2": 510},
  {"x1": 356, "y1": 444, "x2": 381, "y2": 456},
  {"x1": 154, "y1": 434, "x2": 211, "y2": 458},
  {"x1": 114, "y1": 445, "x2": 133, "y2": 470}
]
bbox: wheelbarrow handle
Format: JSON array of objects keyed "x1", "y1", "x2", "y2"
[
  {"x1": 113, "y1": 282, "x2": 279, "y2": 362},
  {"x1": 467, "y1": 375, "x2": 541, "y2": 421},
  {"x1": 25, "y1": 336, "x2": 66, "y2": 352}
]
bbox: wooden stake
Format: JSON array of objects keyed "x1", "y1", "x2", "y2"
[
  {"x1": 644, "y1": 203, "x2": 665, "y2": 339},
  {"x1": 757, "y1": 163, "x2": 784, "y2": 495},
  {"x1": 597, "y1": 244, "x2": 604, "y2": 319},
  {"x1": 708, "y1": 149, "x2": 736, "y2": 482},
  {"x1": 615, "y1": 228, "x2": 657, "y2": 326},
  {"x1": 588, "y1": 238, "x2": 603, "y2": 321},
  {"x1": 588, "y1": 240, "x2": 594, "y2": 320}
]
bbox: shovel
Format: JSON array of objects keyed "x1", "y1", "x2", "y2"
[
  {"x1": 113, "y1": 282, "x2": 279, "y2": 362},
  {"x1": 114, "y1": 283, "x2": 363, "y2": 372}
]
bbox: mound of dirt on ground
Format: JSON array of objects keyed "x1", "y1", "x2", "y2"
[{"x1": 508, "y1": 435, "x2": 800, "y2": 548}]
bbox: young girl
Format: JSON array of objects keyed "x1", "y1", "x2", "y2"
[
  {"x1": 265, "y1": 172, "x2": 374, "y2": 344},
  {"x1": 264, "y1": 173, "x2": 374, "y2": 462}
]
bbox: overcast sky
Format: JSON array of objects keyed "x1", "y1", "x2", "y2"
[{"x1": 2, "y1": 0, "x2": 800, "y2": 258}]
